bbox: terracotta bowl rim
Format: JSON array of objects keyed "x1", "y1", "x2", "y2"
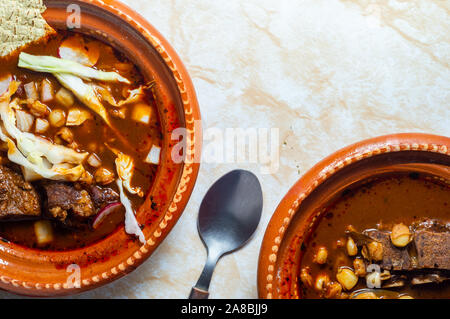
[
  {"x1": 257, "y1": 133, "x2": 450, "y2": 299},
  {"x1": 0, "y1": 0, "x2": 202, "y2": 296}
]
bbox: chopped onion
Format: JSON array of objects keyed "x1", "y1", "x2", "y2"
[
  {"x1": 35, "y1": 118, "x2": 50, "y2": 134},
  {"x1": 66, "y1": 108, "x2": 92, "y2": 126},
  {"x1": 92, "y1": 202, "x2": 122, "y2": 229},
  {"x1": 0, "y1": 81, "x2": 87, "y2": 182},
  {"x1": 145, "y1": 145, "x2": 161, "y2": 165},
  {"x1": 16, "y1": 55, "x2": 133, "y2": 148},
  {"x1": 15, "y1": 110, "x2": 34, "y2": 132},
  {"x1": 131, "y1": 103, "x2": 152, "y2": 124},
  {"x1": 55, "y1": 87, "x2": 75, "y2": 107},
  {"x1": 0, "y1": 82, "x2": 89, "y2": 182},
  {"x1": 53, "y1": 73, "x2": 110, "y2": 126},
  {"x1": 0, "y1": 75, "x2": 12, "y2": 96},
  {"x1": 49, "y1": 109, "x2": 66, "y2": 127},
  {"x1": 40, "y1": 79, "x2": 54, "y2": 102},
  {"x1": 34, "y1": 220, "x2": 54, "y2": 245},
  {"x1": 87, "y1": 153, "x2": 102, "y2": 168},
  {"x1": 24, "y1": 82, "x2": 38, "y2": 101}
]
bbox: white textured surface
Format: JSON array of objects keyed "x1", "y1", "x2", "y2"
[{"x1": 1, "y1": 0, "x2": 449, "y2": 299}]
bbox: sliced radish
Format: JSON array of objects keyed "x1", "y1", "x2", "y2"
[
  {"x1": 0, "y1": 75, "x2": 12, "y2": 96},
  {"x1": 92, "y1": 202, "x2": 123, "y2": 229},
  {"x1": 59, "y1": 35, "x2": 100, "y2": 67}
]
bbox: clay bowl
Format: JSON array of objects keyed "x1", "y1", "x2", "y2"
[
  {"x1": 258, "y1": 133, "x2": 450, "y2": 299},
  {"x1": 0, "y1": 0, "x2": 201, "y2": 296}
]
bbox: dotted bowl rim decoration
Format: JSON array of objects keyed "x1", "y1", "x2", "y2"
[
  {"x1": 260, "y1": 137, "x2": 449, "y2": 299},
  {"x1": 0, "y1": 0, "x2": 202, "y2": 295}
]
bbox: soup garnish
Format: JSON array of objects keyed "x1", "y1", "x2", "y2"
[{"x1": 0, "y1": 31, "x2": 162, "y2": 250}]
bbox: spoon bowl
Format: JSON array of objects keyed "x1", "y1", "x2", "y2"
[{"x1": 189, "y1": 170, "x2": 263, "y2": 299}]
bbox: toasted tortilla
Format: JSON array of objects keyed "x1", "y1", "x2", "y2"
[{"x1": 0, "y1": 0, "x2": 55, "y2": 57}]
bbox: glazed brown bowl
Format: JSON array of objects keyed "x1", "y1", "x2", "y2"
[
  {"x1": 0, "y1": 0, "x2": 201, "y2": 296},
  {"x1": 258, "y1": 133, "x2": 450, "y2": 299}
]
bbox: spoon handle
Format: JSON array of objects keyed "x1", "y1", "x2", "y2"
[
  {"x1": 189, "y1": 251, "x2": 220, "y2": 299},
  {"x1": 189, "y1": 287, "x2": 209, "y2": 299}
]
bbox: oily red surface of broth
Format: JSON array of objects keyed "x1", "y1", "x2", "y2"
[
  {"x1": 0, "y1": 31, "x2": 162, "y2": 251},
  {"x1": 299, "y1": 173, "x2": 450, "y2": 299}
]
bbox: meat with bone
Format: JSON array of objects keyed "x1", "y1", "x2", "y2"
[
  {"x1": 365, "y1": 230, "x2": 413, "y2": 271},
  {"x1": 414, "y1": 230, "x2": 450, "y2": 270},
  {"x1": 364, "y1": 222, "x2": 450, "y2": 271}
]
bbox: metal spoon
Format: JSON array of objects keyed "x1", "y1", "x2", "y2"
[{"x1": 189, "y1": 170, "x2": 263, "y2": 299}]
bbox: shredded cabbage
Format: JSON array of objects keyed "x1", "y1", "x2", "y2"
[
  {"x1": 1, "y1": 136, "x2": 85, "y2": 182},
  {"x1": 18, "y1": 53, "x2": 130, "y2": 84},
  {"x1": 0, "y1": 101, "x2": 87, "y2": 165},
  {"x1": 0, "y1": 81, "x2": 88, "y2": 182},
  {"x1": 117, "y1": 179, "x2": 145, "y2": 244},
  {"x1": 96, "y1": 85, "x2": 145, "y2": 107},
  {"x1": 53, "y1": 73, "x2": 110, "y2": 125},
  {"x1": 54, "y1": 74, "x2": 133, "y2": 149},
  {"x1": 115, "y1": 152, "x2": 144, "y2": 197},
  {"x1": 18, "y1": 54, "x2": 134, "y2": 149}
]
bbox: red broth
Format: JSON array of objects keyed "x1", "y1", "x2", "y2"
[
  {"x1": 0, "y1": 31, "x2": 162, "y2": 250},
  {"x1": 299, "y1": 173, "x2": 450, "y2": 299}
]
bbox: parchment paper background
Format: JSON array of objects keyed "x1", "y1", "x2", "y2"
[{"x1": 1, "y1": 0, "x2": 449, "y2": 299}]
